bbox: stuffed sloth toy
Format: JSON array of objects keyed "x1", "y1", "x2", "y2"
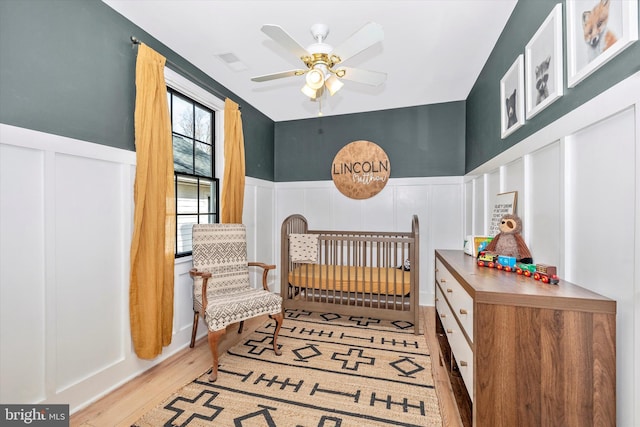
[{"x1": 485, "y1": 214, "x2": 533, "y2": 263}]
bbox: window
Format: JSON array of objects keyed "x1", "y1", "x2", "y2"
[{"x1": 167, "y1": 87, "x2": 219, "y2": 257}]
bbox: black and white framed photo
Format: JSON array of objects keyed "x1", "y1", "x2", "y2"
[
  {"x1": 525, "y1": 4, "x2": 564, "y2": 119},
  {"x1": 566, "y1": 0, "x2": 638, "y2": 88},
  {"x1": 500, "y1": 55, "x2": 525, "y2": 139}
]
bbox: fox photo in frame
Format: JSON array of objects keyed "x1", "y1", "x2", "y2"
[
  {"x1": 566, "y1": 0, "x2": 638, "y2": 88},
  {"x1": 525, "y1": 4, "x2": 563, "y2": 120},
  {"x1": 500, "y1": 55, "x2": 525, "y2": 139}
]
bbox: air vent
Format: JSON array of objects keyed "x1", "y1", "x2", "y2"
[{"x1": 215, "y1": 52, "x2": 248, "y2": 71}]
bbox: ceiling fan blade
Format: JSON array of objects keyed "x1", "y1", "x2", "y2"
[
  {"x1": 261, "y1": 24, "x2": 309, "y2": 60},
  {"x1": 331, "y1": 22, "x2": 384, "y2": 64},
  {"x1": 251, "y1": 69, "x2": 306, "y2": 82},
  {"x1": 338, "y1": 67, "x2": 387, "y2": 86}
]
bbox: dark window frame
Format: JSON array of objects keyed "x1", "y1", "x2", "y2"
[{"x1": 167, "y1": 87, "x2": 219, "y2": 258}]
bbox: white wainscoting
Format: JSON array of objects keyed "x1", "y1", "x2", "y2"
[
  {"x1": 464, "y1": 71, "x2": 640, "y2": 427},
  {"x1": 274, "y1": 176, "x2": 464, "y2": 305}
]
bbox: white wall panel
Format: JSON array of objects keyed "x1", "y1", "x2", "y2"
[
  {"x1": 361, "y1": 185, "x2": 395, "y2": 231},
  {"x1": 463, "y1": 179, "x2": 474, "y2": 236},
  {"x1": 565, "y1": 108, "x2": 635, "y2": 296},
  {"x1": 304, "y1": 187, "x2": 333, "y2": 229},
  {"x1": 425, "y1": 183, "x2": 464, "y2": 299},
  {"x1": 528, "y1": 142, "x2": 562, "y2": 265},
  {"x1": 252, "y1": 182, "x2": 276, "y2": 290},
  {"x1": 395, "y1": 184, "x2": 429, "y2": 232},
  {"x1": 332, "y1": 192, "x2": 363, "y2": 230},
  {"x1": 54, "y1": 153, "x2": 125, "y2": 391},
  {"x1": 486, "y1": 169, "x2": 501, "y2": 234},
  {"x1": 395, "y1": 183, "x2": 431, "y2": 299},
  {"x1": 429, "y1": 184, "x2": 464, "y2": 250},
  {"x1": 174, "y1": 262, "x2": 196, "y2": 335},
  {"x1": 255, "y1": 184, "x2": 274, "y2": 263},
  {"x1": 472, "y1": 177, "x2": 485, "y2": 234},
  {"x1": 276, "y1": 187, "x2": 305, "y2": 225},
  {"x1": 503, "y1": 158, "x2": 524, "y2": 218},
  {"x1": 243, "y1": 185, "x2": 258, "y2": 263},
  {"x1": 0, "y1": 144, "x2": 46, "y2": 403}
]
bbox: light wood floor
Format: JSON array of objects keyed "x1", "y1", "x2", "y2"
[{"x1": 71, "y1": 306, "x2": 463, "y2": 427}]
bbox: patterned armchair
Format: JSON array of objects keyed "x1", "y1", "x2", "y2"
[{"x1": 189, "y1": 223, "x2": 283, "y2": 382}]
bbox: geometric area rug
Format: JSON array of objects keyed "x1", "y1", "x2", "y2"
[{"x1": 133, "y1": 309, "x2": 442, "y2": 426}]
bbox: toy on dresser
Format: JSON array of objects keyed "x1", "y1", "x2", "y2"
[
  {"x1": 477, "y1": 251, "x2": 559, "y2": 284},
  {"x1": 477, "y1": 214, "x2": 559, "y2": 284},
  {"x1": 484, "y1": 214, "x2": 532, "y2": 263}
]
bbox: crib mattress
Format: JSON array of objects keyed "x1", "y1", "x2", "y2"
[{"x1": 288, "y1": 264, "x2": 411, "y2": 296}]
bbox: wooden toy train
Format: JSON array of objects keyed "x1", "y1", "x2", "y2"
[{"x1": 477, "y1": 250, "x2": 559, "y2": 284}]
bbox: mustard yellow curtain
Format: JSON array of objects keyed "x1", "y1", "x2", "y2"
[
  {"x1": 221, "y1": 98, "x2": 245, "y2": 223},
  {"x1": 129, "y1": 44, "x2": 176, "y2": 359}
]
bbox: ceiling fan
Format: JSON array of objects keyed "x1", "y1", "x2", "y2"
[{"x1": 251, "y1": 22, "x2": 386, "y2": 100}]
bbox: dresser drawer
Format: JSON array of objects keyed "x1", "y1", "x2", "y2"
[
  {"x1": 435, "y1": 259, "x2": 474, "y2": 340},
  {"x1": 435, "y1": 285, "x2": 474, "y2": 401}
]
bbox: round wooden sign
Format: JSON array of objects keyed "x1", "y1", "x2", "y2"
[{"x1": 331, "y1": 140, "x2": 390, "y2": 199}]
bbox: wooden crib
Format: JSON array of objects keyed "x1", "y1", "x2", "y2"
[{"x1": 280, "y1": 214, "x2": 420, "y2": 334}]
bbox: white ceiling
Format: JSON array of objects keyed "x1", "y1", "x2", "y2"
[{"x1": 103, "y1": 0, "x2": 517, "y2": 122}]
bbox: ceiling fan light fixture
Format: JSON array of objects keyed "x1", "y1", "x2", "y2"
[
  {"x1": 252, "y1": 22, "x2": 386, "y2": 109},
  {"x1": 301, "y1": 84, "x2": 318, "y2": 99},
  {"x1": 325, "y1": 74, "x2": 344, "y2": 96},
  {"x1": 305, "y1": 68, "x2": 325, "y2": 90}
]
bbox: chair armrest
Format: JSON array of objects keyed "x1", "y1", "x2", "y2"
[
  {"x1": 248, "y1": 262, "x2": 276, "y2": 291},
  {"x1": 189, "y1": 268, "x2": 212, "y2": 279},
  {"x1": 189, "y1": 268, "x2": 212, "y2": 312}
]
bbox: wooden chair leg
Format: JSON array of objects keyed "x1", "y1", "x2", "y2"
[
  {"x1": 270, "y1": 312, "x2": 284, "y2": 356},
  {"x1": 207, "y1": 328, "x2": 226, "y2": 382},
  {"x1": 190, "y1": 311, "x2": 199, "y2": 348},
  {"x1": 238, "y1": 320, "x2": 245, "y2": 334}
]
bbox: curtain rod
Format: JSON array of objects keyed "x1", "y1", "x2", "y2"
[{"x1": 130, "y1": 36, "x2": 240, "y2": 109}]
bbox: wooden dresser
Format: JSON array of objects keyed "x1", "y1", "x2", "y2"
[{"x1": 434, "y1": 249, "x2": 616, "y2": 427}]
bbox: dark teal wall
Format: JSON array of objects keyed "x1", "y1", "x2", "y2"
[
  {"x1": 466, "y1": 0, "x2": 640, "y2": 173},
  {"x1": 274, "y1": 102, "x2": 466, "y2": 181},
  {"x1": 0, "y1": 0, "x2": 275, "y2": 181}
]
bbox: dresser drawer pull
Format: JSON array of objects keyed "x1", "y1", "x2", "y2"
[
  {"x1": 440, "y1": 313, "x2": 446, "y2": 318},
  {"x1": 440, "y1": 278, "x2": 447, "y2": 284},
  {"x1": 459, "y1": 360, "x2": 468, "y2": 367},
  {"x1": 446, "y1": 288, "x2": 453, "y2": 293},
  {"x1": 459, "y1": 309, "x2": 468, "y2": 315},
  {"x1": 446, "y1": 329, "x2": 453, "y2": 334}
]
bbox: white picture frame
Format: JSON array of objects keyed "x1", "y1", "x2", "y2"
[
  {"x1": 566, "y1": 0, "x2": 638, "y2": 88},
  {"x1": 525, "y1": 4, "x2": 564, "y2": 120},
  {"x1": 500, "y1": 55, "x2": 525, "y2": 139}
]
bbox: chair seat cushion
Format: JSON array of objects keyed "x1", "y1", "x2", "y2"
[{"x1": 204, "y1": 286, "x2": 282, "y2": 331}]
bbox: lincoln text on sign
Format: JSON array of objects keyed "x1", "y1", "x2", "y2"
[{"x1": 331, "y1": 140, "x2": 390, "y2": 199}]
